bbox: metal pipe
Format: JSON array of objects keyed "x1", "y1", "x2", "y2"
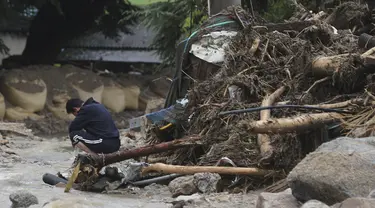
[
  {"x1": 43, "y1": 173, "x2": 68, "y2": 186},
  {"x1": 131, "y1": 174, "x2": 181, "y2": 186}
]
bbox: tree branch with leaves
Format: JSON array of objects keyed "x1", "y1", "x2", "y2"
[{"x1": 129, "y1": 0, "x2": 208, "y2": 65}]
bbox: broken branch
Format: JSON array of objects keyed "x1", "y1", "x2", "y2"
[
  {"x1": 300, "y1": 77, "x2": 331, "y2": 100},
  {"x1": 249, "y1": 38, "x2": 260, "y2": 55},
  {"x1": 311, "y1": 54, "x2": 350, "y2": 77},
  {"x1": 242, "y1": 113, "x2": 343, "y2": 134},
  {"x1": 85, "y1": 135, "x2": 201, "y2": 168},
  {"x1": 258, "y1": 86, "x2": 286, "y2": 159}
]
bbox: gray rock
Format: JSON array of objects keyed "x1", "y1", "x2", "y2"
[
  {"x1": 287, "y1": 137, "x2": 375, "y2": 205},
  {"x1": 193, "y1": 173, "x2": 221, "y2": 194},
  {"x1": 256, "y1": 188, "x2": 300, "y2": 208},
  {"x1": 331, "y1": 197, "x2": 375, "y2": 208},
  {"x1": 9, "y1": 191, "x2": 38, "y2": 208},
  {"x1": 169, "y1": 176, "x2": 198, "y2": 197},
  {"x1": 301, "y1": 200, "x2": 329, "y2": 208}
]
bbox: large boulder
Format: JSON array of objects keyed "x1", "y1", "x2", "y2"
[
  {"x1": 64, "y1": 65, "x2": 104, "y2": 102},
  {"x1": 5, "y1": 107, "x2": 43, "y2": 121},
  {"x1": 256, "y1": 188, "x2": 300, "y2": 208},
  {"x1": 46, "y1": 94, "x2": 74, "y2": 120},
  {"x1": 123, "y1": 85, "x2": 140, "y2": 110},
  {"x1": 331, "y1": 197, "x2": 375, "y2": 208},
  {"x1": 301, "y1": 200, "x2": 330, "y2": 208},
  {"x1": 102, "y1": 79, "x2": 126, "y2": 113},
  {"x1": 287, "y1": 137, "x2": 375, "y2": 205},
  {"x1": 0, "y1": 70, "x2": 47, "y2": 112},
  {"x1": 9, "y1": 191, "x2": 38, "y2": 208}
]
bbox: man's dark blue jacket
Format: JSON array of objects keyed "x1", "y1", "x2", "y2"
[{"x1": 68, "y1": 97, "x2": 119, "y2": 139}]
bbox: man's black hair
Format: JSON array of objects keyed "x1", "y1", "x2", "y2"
[{"x1": 66, "y1": 98, "x2": 84, "y2": 114}]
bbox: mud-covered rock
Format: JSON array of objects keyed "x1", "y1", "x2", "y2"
[
  {"x1": 301, "y1": 200, "x2": 329, "y2": 208},
  {"x1": 288, "y1": 137, "x2": 375, "y2": 205},
  {"x1": 330, "y1": 197, "x2": 375, "y2": 208},
  {"x1": 9, "y1": 191, "x2": 38, "y2": 208},
  {"x1": 169, "y1": 175, "x2": 198, "y2": 198},
  {"x1": 193, "y1": 173, "x2": 221, "y2": 194},
  {"x1": 256, "y1": 188, "x2": 300, "y2": 208}
]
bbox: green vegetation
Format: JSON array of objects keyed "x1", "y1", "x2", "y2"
[
  {"x1": 131, "y1": 0, "x2": 208, "y2": 65},
  {"x1": 0, "y1": 0, "x2": 139, "y2": 63},
  {"x1": 263, "y1": 0, "x2": 296, "y2": 23}
]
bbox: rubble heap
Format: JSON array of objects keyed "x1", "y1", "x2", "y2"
[{"x1": 148, "y1": 2, "x2": 375, "y2": 189}]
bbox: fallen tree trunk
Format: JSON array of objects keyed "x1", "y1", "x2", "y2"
[
  {"x1": 141, "y1": 163, "x2": 272, "y2": 176},
  {"x1": 312, "y1": 48, "x2": 375, "y2": 77},
  {"x1": 311, "y1": 53, "x2": 351, "y2": 77},
  {"x1": 85, "y1": 135, "x2": 201, "y2": 167},
  {"x1": 258, "y1": 86, "x2": 286, "y2": 159},
  {"x1": 242, "y1": 113, "x2": 343, "y2": 134}
]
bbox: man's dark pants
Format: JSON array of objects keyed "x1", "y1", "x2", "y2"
[{"x1": 69, "y1": 130, "x2": 120, "y2": 154}]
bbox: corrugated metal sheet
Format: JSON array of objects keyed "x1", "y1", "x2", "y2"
[
  {"x1": 56, "y1": 48, "x2": 162, "y2": 63},
  {"x1": 63, "y1": 24, "x2": 156, "y2": 49}
]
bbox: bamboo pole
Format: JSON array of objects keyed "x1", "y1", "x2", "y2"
[
  {"x1": 244, "y1": 113, "x2": 343, "y2": 134},
  {"x1": 141, "y1": 163, "x2": 272, "y2": 176}
]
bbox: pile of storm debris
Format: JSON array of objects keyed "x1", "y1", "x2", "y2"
[{"x1": 50, "y1": 1, "x2": 375, "y2": 206}]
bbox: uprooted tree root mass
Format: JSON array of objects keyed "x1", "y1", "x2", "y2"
[{"x1": 145, "y1": 4, "x2": 375, "y2": 191}]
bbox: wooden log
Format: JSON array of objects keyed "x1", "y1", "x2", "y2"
[
  {"x1": 311, "y1": 53, "x2": 350, "y2": 77},
  {"x1": 258, "y1": 86, "x2": 286, "y2": 159},
  {"x1": 242, "y1": 113, "x2": 343, "y2": 134},
  {"x1": 141, "y1": 163, "x2": 272, "y2": 176},
  {"x1": 85, "y1": 135, "x2": 201, "y2": 168}
]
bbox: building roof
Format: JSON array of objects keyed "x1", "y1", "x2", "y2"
[
  {"x1": 58, "y1": 24, "x2": 162, "y2": 63},
  {"x1": 56, "y1": 48, "x2": 161, "y2": 63}
]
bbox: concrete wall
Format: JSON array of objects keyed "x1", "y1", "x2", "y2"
[
  {"x1": 208, "y1": 0, "x2": 242, "y2": 16},
  {"x1": 0, "y1": 33, "x2": 27, "y2": 65}
]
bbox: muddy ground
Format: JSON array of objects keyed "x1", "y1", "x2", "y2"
[{"x1": 0, "y1": 132, "x2": 261, "y2": 208}]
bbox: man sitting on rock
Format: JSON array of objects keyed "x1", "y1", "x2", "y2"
[{"x1": 65, "y1": 97, "x2": 121, "y2": 155}]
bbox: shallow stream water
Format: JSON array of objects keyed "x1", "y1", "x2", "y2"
[{"x1": 0, "y1": 136, "x2": 170, "y2": 208}]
